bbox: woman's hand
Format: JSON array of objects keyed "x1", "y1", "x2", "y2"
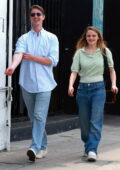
[
  {"x1": 68, "y1": 86, "x2": 74, "y2": 96},
  {"x1": 111, "y1": 85, "x2": 118, "y2": 94},
  {"x1": 68, "y1": 72, "x2": 78, "y2": 97}
]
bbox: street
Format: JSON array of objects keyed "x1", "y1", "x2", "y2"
[{"x1": 0, "y1": 115, "x2": 120, "y2": 170}]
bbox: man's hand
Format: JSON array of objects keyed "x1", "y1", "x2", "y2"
[
  {"x1": 23, "y1": 53, "x2": 34, "y2": 60},
  {"x1": 5, "y1": 66, "x2": 15, "y2": 75},
  {"x1": 5, "y1": 53, "x2": 23, "y2": 75}
]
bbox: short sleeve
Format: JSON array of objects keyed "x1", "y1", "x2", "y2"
[
  {"x1": 48, "y1": 35, "x2": 59, "y2": 67},
  {"x1": 71, "y1": 50, "x2": 81, "y2": 72},
  {"x1": 14, "y1": 35, "x2": 26, "y2": 54},
  {"x1": 105, "y1": 48, "x2": 114, "y2": 67}
]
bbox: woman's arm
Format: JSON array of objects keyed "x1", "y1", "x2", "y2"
[
  {"x1": 68, "y1": 72, "x2": 78, "y2": 96},
  {"x1": 109, "y1": 67, "x2": 118, "y2": 93}
]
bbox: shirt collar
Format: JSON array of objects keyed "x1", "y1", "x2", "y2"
[
  {"x1": 31, "y1": 28, "x2": 45, "y2": 36},
  {"x1": 81, "y1": 47, "x2": 101, "y2": 53}
]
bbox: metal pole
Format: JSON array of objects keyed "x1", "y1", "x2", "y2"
[
  {"x1": 92, "y1": 0, "x2": 104, "y2": 34},
  {"x1": 7, "y1": 0, "x2": 13, "y2": 151}
]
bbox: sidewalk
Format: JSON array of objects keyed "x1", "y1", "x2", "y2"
[{"x1": 0, "y1": 115, "x2": 120, "y2": 170}]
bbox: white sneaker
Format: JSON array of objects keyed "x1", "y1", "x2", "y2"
[
  {"x1": 27, "y1": 148, "x2": 36, "y2": 162},
  {"x1": 87, "y1": 151, "x2": 97, "y2": 162},
  {"x1": 36, "y1": 149, "x2": 47, "y2": 159}
]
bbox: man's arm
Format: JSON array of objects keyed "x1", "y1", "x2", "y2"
[
  {"x1": 23, "y1": 53, "x2": 52, "y2": 66},
  {"x1": 23, "y1": 35, "x2": 59, "y2": 66},
  {"x1": 5, "y1": 53, "x2": 23, "y2": 75}
]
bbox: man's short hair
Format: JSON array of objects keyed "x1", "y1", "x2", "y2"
[{"x1": 29, "y1": 5, "x2": 45, "y2": 15}]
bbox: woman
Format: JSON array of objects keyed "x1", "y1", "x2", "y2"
[{"x1": 68, "y1": 26, "x2": 118, "y2": 162}]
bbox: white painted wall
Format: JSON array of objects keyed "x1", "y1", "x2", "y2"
[{"x1": 0, "y1": 0, "x2": 12, "y2": 150}]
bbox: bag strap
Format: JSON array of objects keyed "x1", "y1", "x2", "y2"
[
  {"x1": 102, "y1": 48, "x2": 109, "y2": 69},
  {"x1": 102, "y1": 48, "x2": 110, "y2": 81}
]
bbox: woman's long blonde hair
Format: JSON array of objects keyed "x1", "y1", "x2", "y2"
[{"x1": 76, "y1": 26, "x2": 107, "y2": 51}]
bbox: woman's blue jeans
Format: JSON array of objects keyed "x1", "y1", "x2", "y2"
[
  {"x1": 21, "y1": 88, "x2": 51, "y2": 153},
  {"x1": 76, "y1": 81, "x2": 106, "y2": 154}
]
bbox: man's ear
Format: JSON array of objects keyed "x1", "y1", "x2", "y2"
[{"x1": 42, "y1": 15, "x2": 45, "y2": 21}]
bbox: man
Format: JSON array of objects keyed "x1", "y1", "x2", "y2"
[{"x1": 5, "y1": 5, "x2": 59, "y2": 162}]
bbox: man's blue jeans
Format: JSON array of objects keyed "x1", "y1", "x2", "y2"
[
  {"x1": 21, "y1": 88, "x2": 51, "y2": 153},
  {"x1": 76, "y1": 81, "x2": 106, "y2": 154}
]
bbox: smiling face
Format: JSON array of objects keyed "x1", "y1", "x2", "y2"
[
  {"x1": 30, "y1": 8, "x2": 45, "y2": 28},
  {"x1": 86, "y1": 30, "x2": 99, "y2": 47}
]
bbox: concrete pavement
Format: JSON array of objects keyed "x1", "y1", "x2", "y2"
[{"x1": 0, "y1": 114, "x2": 120, "y2": 170}]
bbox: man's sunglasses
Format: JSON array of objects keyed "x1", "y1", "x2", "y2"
[{"x1": 31, "y1": 13, "x2": 42, "y2": 17}]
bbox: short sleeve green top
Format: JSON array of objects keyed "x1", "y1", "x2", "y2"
[{"x1": 71, "y1": 48, "x2": 114, "y2": 83}]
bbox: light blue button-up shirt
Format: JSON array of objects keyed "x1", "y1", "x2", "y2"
[{"x1": 15, "y1": 29, "x2": 59, "y2": 93}]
